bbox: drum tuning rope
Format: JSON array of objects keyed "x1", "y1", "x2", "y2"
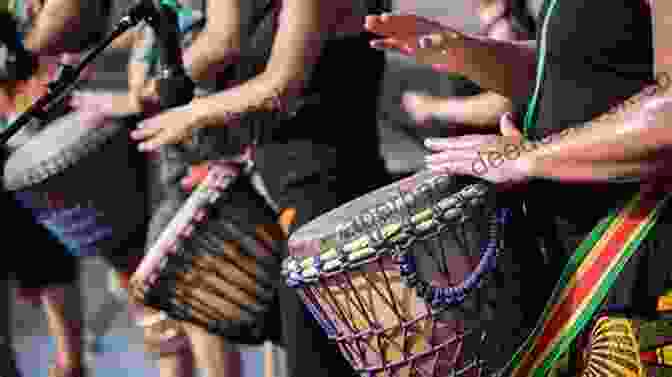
[
  {"x1": 283, "y1": 173, "x2": 516, "y2": 377},
  {"x1": 284, "y1": 177, "x2": 512, "y2": 311}
]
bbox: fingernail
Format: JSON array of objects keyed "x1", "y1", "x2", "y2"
[
  {"x1": 432, "y1": 64, "x2": 451, "y2": 71},
  {"x1": 138, "y1": 143, "x2": 147, "y2": 151},
  {"x1": 419, "y1": 36, "x2": 433, "y2": 49}
]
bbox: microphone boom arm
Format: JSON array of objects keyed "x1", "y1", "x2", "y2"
[{"x1": 0, "y1": 0, "x2": 193, "y2": 146}]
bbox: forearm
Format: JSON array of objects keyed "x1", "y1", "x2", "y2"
[
  {"x1": 461, "y1": 37, "x2": 537, "y2": 99},
  {"x1": 109, "y1": 28, "x2": 140, "y2": 51},
  {"x1": 183, "y1": 33, "x2": 240, "y2": 84},
  {"x1": 24, "y1": 0, "x2": 107, "y2": 55},
  {"x1": 439, "y1": 91, "x2": 513, "y2": 128},
  {"x1": 420, "y1": 33, "x2": 537, "y2": 99},
  {"x1": 190, "y1": 0, "x2": 329, "y2": 125},
  {"x1": 523, "y1": 78, "x2": 672, "y2": 182},
  {"x1": 190, "y1": 73, "x2": 282, "y2": 126},
  {"x1": 182, "y1": 0, "x2": 241, "y2": 84}
]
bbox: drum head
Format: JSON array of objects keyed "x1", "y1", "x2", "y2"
[
  {"x1": 3, "y1": 111, "x2": 141, "y2": 191},
  {"x1": 5, "y1": 118, "x2": 43, "y2": 152},
  {"x1": 289, "y1": 170, "x2": 487, "y2": 258}
]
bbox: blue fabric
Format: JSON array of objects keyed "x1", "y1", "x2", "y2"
[{"x1": 13, "y1": 191, "x2": 112, "y2": 257}]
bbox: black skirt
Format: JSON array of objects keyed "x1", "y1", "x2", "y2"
[{"x1": 1, "y1": 189, "x2": 79, "y2": 288}]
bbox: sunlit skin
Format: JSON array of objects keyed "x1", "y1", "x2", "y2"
[
  {"x1": 364, "y1": 13, "x2": 537, "y2": 100},
  {"x1": 367, "y1": 3, "x2": 672, "y2": 190},
  {"x1": 129, "y1": 0, "x2": 356, "y2": 151},
  {"x1": 402, "y1": 1, "x2": 526, "y2": 130},
  {"x1": 24, "y1": 0, "x2": 96, "y2": 55},
  {"x1": 125, "y1": 2, "x2": 367, "y2": 377},
  {"x1": 402, "y1": 91, "x2": 513, "y2": 128}
]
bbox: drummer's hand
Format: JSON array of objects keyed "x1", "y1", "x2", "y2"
[
  {"x1": 130, "y1": 103, "x2": 202, "y2": 151},
  {"x1": 365, "y1": 13, "x2": 468, "y2": 72},
  {"x1": 424, "y1": 113, "x2": 533, "y2": 184}
]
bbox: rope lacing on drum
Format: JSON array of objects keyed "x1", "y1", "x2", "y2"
[
  {"x1": 283, "y1": 181, "x2": 511, "y2": 377},
  {"x1": 283, "y1": 183, "x2": 510, "y2": 311},
  {"x1": 131, "y1": 158, "x2": 286, "y2": 343}
]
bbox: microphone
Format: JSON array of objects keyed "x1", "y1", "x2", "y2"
[
  {"x1": 121, "y1": 0, "x2": 195, "y2": 108},
  {"x1": 0, "y1": 11, "x2": 38, "y2": 82},
  {"x1": 144, "y1": 0, "x2": 195, "y2": 109}
]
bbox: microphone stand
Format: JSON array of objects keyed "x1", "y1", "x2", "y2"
[{"x1": 0, "y1": 0, "x2": 194, "y2": 146}]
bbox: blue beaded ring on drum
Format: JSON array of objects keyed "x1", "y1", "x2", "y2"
[{"x1": 283, "y1": 171, "x2": 515, "y2": 377}]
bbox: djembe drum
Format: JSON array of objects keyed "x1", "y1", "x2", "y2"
[
  {"x1": 130, "y1": 159, "x2": 284, "y2": 344},
  {"x1": 3, "y1": 109, "x2": 146, "y2": 257},
  {"x1": 283, "y1": 170, "x2": 522, "y2": 377}
]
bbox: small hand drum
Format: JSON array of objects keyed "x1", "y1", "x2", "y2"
[
  {"x1": 3, "y1": 110, "x2": 146, "y2": 257},
  {"x1": 283, "y1": 170, "x2": 510, "y2": 377}
]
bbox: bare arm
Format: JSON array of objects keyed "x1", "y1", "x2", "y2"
[
  {"x1": 129, "y1": 0, "x2": 358, "y2": 149},
  {"x1": 364, "y1": 14, "x2": 537, "y2": 99},
  {"x1": 109, "y1": 27, "x2": 140, "y2": 51},
  {"x1": 464, "y1": 38, "x2": 537, "y2": 99},
  {"x1": 436, "y1": 91, "x2": 514, "y2": 128},
  {"x1": 523, "y1": 76, "x2": 672, "y2": 182},
  {"x1": 189, "y1": 0, "x2": 332, "y2": 123},
  {"x1": 416, "y1": 35, "x2": 537, "y2": 100},
  {"x1": 521, "y1": 0, "x2": 672, "y2": 183},
  {"x1": 426, "y1": 2, "x2": 672, "y2": 185},
  {"x1": 182, "y1": 0, "x2": 242, "y2": 83},
  {"x1": 23, "y1": 0, "x2": 109, "y2": 55}
]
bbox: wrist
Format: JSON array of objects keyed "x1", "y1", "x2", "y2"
[
  {"x1": 457, "y1": 35, "x2": 488, "y2": 75},
  {"x1": 416, "y1": 31, "x2": 474, "y2": 75},
  {"x1": 189, "y1": 98, "x2": 219, "y2": 129}
]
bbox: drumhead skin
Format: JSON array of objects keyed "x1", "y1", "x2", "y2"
[
  {"x1": 3, "y1": 111, "x2": 142, "y2": 191},
  {"x1": 4, "y1": 118, "x2": 43, "y2": 152},
  {"x1": 2, "y1": 111, "x2": 146, "y2": 257},
  {"x1": 289, "y1": 170, "x2": 459, "y2": 258}
]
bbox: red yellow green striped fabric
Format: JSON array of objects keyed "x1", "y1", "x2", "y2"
[{"x1": 503, "y1": 190, "x2": 672, "y2": 377}]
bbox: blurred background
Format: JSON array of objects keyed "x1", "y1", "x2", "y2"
[{"x1": 8, "y1": 0, "x2": 541, "y2": 376}]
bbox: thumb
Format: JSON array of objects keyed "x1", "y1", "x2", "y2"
[{"x1": 500, "y1": 112, "x2": 522, "y2": 138}]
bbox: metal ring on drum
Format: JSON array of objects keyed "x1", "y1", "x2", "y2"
[
  {"x1": 2, "y1": 108, "x2": 147, "y2": 257},
  {"x1": 283, "y1": 170, "x2": 513, "y2": 377}
]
